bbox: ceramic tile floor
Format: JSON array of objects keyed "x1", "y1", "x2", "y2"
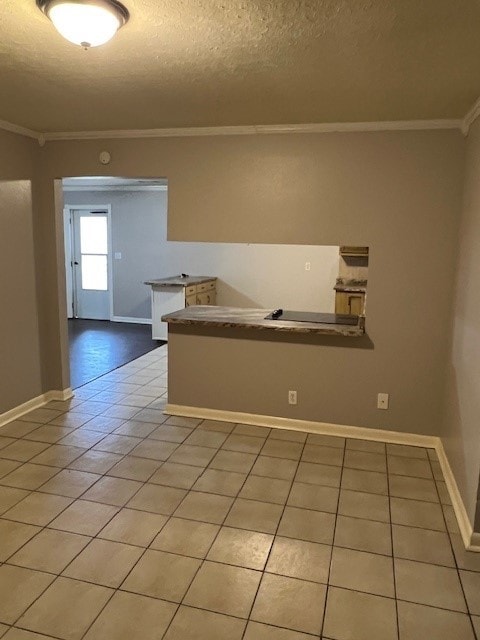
[{"x1": 0, "y1": 345, "x2": 479, "y2": 639}]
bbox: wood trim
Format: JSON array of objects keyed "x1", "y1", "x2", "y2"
[
  {"x1": 0, "y1": 388, "x2": 73, "y2": 427},
  {"x1": 165, "y1": 403, "x2": 438, "y2": 446},
  {"x1": 435, "y1": 439, "x2": 480, "y2": 552},
  {"x1": 0, "y1": 119, "x2": 41, "y2": 140},
  {"x1": 0, "y1": 117, "x2": 466, "y2": 142},
  {"x1": 111, "y1": 316, "x2": 152, "y2": 324},
  {"x1": 44, "y1": 388, "x2": 74, "y2": 402},
  {"x1": 462, "y1": 96, "x2": 480, "y2": 135},
  {"x1": 0, "y1": 394, "x2": 48, "y2": 427},
  {"x1": 42, "y1": 119, "x2": 463, "y2": 141}
]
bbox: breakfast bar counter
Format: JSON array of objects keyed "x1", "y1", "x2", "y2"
[
  {"x1": 162, "y1": 305, "x2": 365, "y2": 337},
  {"x1": 162, "y1": 305, "x2": 369, "y2": 423}
]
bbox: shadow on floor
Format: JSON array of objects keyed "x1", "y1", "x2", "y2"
[{"x1": 68, "y1": 319, "x2": 164, "y2": 389}]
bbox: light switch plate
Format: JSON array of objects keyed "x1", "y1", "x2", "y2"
[{"x1": 114, "y1": 252, "x2": 122, "y2": 260}]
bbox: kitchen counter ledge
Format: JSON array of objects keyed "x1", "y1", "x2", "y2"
[
  {"x1": 162, "y1": 306, "x2": 365, "y2": 337},
  {"x1": 145, "y1": 276, "x2": 216, "y2": 287}
]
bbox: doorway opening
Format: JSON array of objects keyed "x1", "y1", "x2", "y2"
[{"x1": 61, "y1": 177, "x2": 167, "y2": 389}]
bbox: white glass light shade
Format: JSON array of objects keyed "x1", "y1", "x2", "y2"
[{"x1": 40, "y1": 1, "x2": 128, "y2": 48}]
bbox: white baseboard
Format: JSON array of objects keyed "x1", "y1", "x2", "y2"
[
  {"x1": 111, "y1": 316, "x2": 152, "y2": 325},
  {"x1": 165, "y1": 403, "x2": 480, "y2": 552},
  {"x1": 471, "y1": 532, "x2": 480, "y2": 549},
  {"x1": 165, "y1": 404, "x2": 438, "y2": 447},
  {"x1": 436, "y1": 440, "x2": 480, "y2": 552},
  {"x1": 45, "y1": 388, "x2": 74, "y2": 402},
  {"x1": 0, "y1": 388, "x2": 74, "y2": 427}
]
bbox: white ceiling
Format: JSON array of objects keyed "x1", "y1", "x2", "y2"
[{"x1": 2, "y1": 0, "x2": 480, "y2": 133}]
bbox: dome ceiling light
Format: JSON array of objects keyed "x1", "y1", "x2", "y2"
[{"x1": 36, "y1": 0, "x2": 129, "y2": 49}]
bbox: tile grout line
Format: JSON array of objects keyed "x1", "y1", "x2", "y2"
[
  {"x1": 1, "y1": 440, "x2": 472, "y2": 581},
  {"x1": 74, "y1": 417, "x2": 250, "y2": 640},
  {"x1": 1, "y1": 348, "x2": 479, "y2": 638},
  {"x1": 47, "y1": 352, "x2": 172, "y2": 640},
  {"x1": 426, "y1": 452, "x2": 479, "y2": 640},
  {"x1": 238, "y1": 432, "x2": 310, "y2": 640},
  {"x1": 1, "y1": 380, "x2": 171, "y2": 636},
  {"x1": 157, "y1": 420, "x2": 277, "y2": 640},
  {"x1": 386, "y1": 444, "x2": 401, "y2": 640},
  {"x1": 319, "y1": 437, "x2": 347, "y2": 640}
]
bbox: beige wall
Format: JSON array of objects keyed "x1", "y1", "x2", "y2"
[
  {"x1": 0, "y1": 130, "x2": 43, "y2": 412},
  {"x1": 3, "y1": 125, "x2": 478, "y2": 529},
  {"x1": 442, "y1": 118, "x2": 480, "y2": 531},
  {"x1": 34, "y1": 130, "x2": 464, "y2": 439}
]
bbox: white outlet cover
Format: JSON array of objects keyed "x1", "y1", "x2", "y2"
[
  {"x1": 377, "y1": 393, "x2": 389, "y2": 410},
  {"x1": 114, "y1": 252, "x2": 122, "y2": 260}
]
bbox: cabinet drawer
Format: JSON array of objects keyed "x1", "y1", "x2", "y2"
[
  {"x1": 196, "y1": 291, "x2": 216, "y2": 305},
  {"x1": 185, "y1": 285, "x2": 197, "y2": 296},
  {"x1": 197, "y1": 280, "x2": 215, "y2": 293},
  {"x1": 185, "y1": 294, "x2": 197, "y2": 307}
]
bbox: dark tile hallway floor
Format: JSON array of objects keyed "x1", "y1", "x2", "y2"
[{"x1": 68, "y1": 319, "x2": 162, "y2": 389}]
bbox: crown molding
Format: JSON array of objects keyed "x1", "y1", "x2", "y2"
[
  {"x1": 0, "y1": 117, "x2": 466, "y2": 143},
  {"x1": 42, "y1": 119, "x2": 463, "y2": 141},
  {"x1": 255, "y1": 120, "x2": 463, "y2": 134},
  {"x1": 0, "y1": 119, "x2": 41, "y2": 140},
  {"x1": 462, "y1": 96, "x2": 480, "y2": 135}
]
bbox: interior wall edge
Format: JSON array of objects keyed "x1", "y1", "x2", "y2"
[{"x1": 440, "y1": 114, "x2": 480, "y2": 538}]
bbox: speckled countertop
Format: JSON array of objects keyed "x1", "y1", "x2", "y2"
[
  {"x1": 144, "y1": 276, "x2": 216, "y2": 287},
  {"x1": 334, "y1": 284, "x2": 367, "y2": 292},
  {"x1": 162, "y1": 306, "x2": 365, "y2": 336},
  {"x1": 334, "y1": 278, "x2": 368, "y2": 293}
]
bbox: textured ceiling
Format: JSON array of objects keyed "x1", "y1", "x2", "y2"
[{"x1": 1, "y1": 0, "x2": 480, "y2": 132}]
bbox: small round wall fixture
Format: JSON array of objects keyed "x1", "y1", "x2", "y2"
[
  {"x1": 36, "y1": 0, "x2": 129, "y2": 49},
  {"x1": 99, "y1": 151, "x2": 111, "y2": 165}
]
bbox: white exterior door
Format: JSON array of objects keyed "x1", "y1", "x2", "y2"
[{"x1": 71, "y1": 209, "x2": 111, "y2": 320}]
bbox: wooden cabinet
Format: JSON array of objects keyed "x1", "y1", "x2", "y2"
[
  {"x1": 335, "y1": 291, "x2": 365, "y2": 315},
  {"x1": 339, "y1": 246, "x2": 369, "y2": 257},
  {"x1": 151, "y1": 278, "x2": 217, "y2": 340},
  {"x1": 197, "y1": 291, "x2": 216, "y2": 305}
]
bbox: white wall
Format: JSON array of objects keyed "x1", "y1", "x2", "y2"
[
  {"x1": 160, "y1": 242, "x2": 339, "y2": 312},
  {"x1": 64, "y1": 188, "x2": 340, "y2": 318}
]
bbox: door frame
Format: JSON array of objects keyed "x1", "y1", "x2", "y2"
[{"x1": 63, "y1": 204, "x2": 114, "y2": 321}]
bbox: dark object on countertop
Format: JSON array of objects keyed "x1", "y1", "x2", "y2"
[
  {"x1": 265, "y1": 310, "x2": 359, "y2": 325},
  {"x1": 180, "y1": 273, "x2": 189, "y2": 278}
]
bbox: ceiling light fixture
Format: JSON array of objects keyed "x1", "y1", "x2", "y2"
[{"x1": 37, "y1": 0, "x2": 129, "y2": 49}]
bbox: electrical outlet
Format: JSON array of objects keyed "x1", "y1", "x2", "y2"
[
  {"x1": 305, "y1": 262, "x2": 311, "y2": 271},
  {"x1": 288, "y1": 390, "x2": 297, "y2": 405},
  {"x1": 377, "y1": 393, "x2": 389, "y2": 410},
  {"x1": 114, "y1": 252, "x2": 122, "y2": 260}
]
